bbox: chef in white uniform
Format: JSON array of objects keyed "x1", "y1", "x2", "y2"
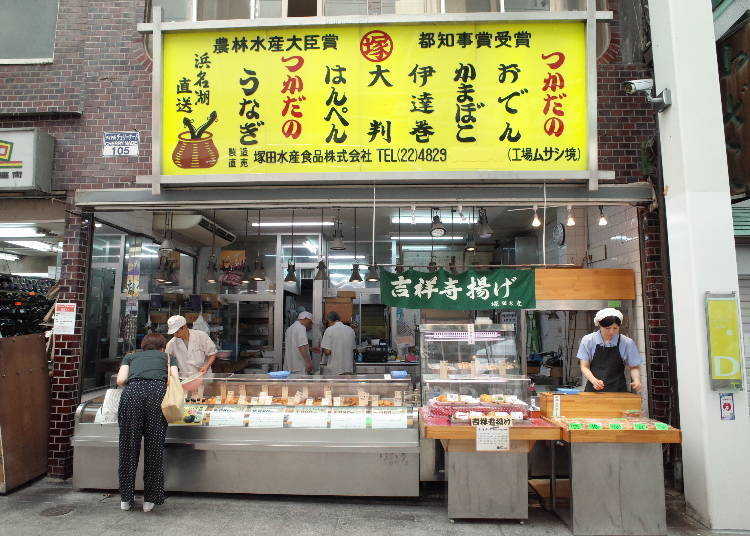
[
  {"x1": 165, "y1": 315, "x2": 218, "y2": 377},
  {"x1": 284, "y1": 311, "x2": 317, "y2": 374},
  {"x1": 320, "y1": 311, "x2": 356, "y2": 375}
]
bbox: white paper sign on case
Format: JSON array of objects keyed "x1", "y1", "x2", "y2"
[
  {"x1": 371, "y1": 407, "x2": 408, "y2": 429},
  {"x1": 476, "y1": 425, "x2": 510, "y2": 451},
  {"x1": 53, "y1": 303, "x2": 77, "y2": 335},
  {"x1": 247, "y1": 406, "x2": 285, "y2": 428},
  {"x1": 330, "y1": 407, "x2": 367, "y2": 429},
  {"x1": 289, "y1": 407, "x2": 329, "y2": 428},
  {"x1": 208, "y1": 405, "x2": 246, "y2": 427}
]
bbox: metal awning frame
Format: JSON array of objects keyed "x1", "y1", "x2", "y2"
[
  {"x1": 138, "y1": 3, "x2": 614, "y2": 195},
  {"x1": 75, "y1": 182, "x2": 654, "y2": 211}
]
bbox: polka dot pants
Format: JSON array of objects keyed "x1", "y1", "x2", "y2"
[{"x1": 118, "y1": 379, "x2": 168, "y2": 505}]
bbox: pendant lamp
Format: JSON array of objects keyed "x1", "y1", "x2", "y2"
[
  {"x1": 314, "y1": 208, "x2": 328, "y2": 281},
  {"x1": 477, "y1": 207, "x2": 493, "y2": 239},
  {"x1": 206, "y1": 210, "x2": 219, "y2": 284},
  {"x1": 284, "y1": 209, "x2": 297, "y2": 283},
  {"x1": 366, "y1": 186, "x2": 380, "y2": 282},
  {"x1": 465, "y1": 207, "x2": 477, "y2": 252},
  {"x1": 330, "y1": 208, "x2": 346, "y2": 250},
  {"x1": 241, "y1": 209, "x2": 251, "y2": 284},
  {"x1": 350, "y1": 208, "x2": 363, "y2": 282}
]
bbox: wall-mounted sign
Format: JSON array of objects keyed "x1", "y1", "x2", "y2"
[
  {"x1": 161, "y1": 22, "x2": 586, "y2": 175},
  {"x1": 102, "y1": 131, "x2": 140, "y2": 156},
  {"x1": 720, "y1": 392, "x2": 735, "y2": 420},
  {"x1": 0, "y1": 128, "x2": 53, "y2": 192},
  {"x1": 53, "y1": 303, "x2": 77, "y2": 335},
  {"x1": 380, "y1": 268, "x2": 535, "y2": 310},
  {"x1": 705, "y1": 293, "x2": 745, "y2": 391}
]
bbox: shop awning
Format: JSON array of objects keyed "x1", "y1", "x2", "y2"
[{"x1": 76, "y1": 183, "x2": 654, "y2": 211}]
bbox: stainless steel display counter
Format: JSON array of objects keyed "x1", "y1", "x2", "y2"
[{"x1": 72, "y1": 374, "x2": 420, "y2": 497}]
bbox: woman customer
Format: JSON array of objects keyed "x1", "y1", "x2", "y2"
[
  {"x1": 577, "y1": 308, "x2": 642, "y2": 393},
  {"x1": 116, "y1": 332, "x2": 179, "y2": 512}
]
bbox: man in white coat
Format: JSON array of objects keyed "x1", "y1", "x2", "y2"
[
  {"x1": 284, "y1": 311, "x2": 317, "y2": 374},
  {"x1": 320, "y1": 311, "x2": 356, "y2": 375}
]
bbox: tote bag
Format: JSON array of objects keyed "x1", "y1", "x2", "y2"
[{"x1": 161, "y1": 357, "x2": 184, "y2": 423}]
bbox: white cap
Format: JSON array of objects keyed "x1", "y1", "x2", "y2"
[
  {"x1": 167, "y1": 315, "x2": 187, "y2": 334},
  {"x1": 594, "y1": 308, "x2": 623, "y2": 327},
  {"x1": 298, "y1": 311, "x2": 313, "y2": 321}
]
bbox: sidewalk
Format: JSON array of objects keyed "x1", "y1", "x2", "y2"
[{"x1": 0, "y1": 478, "x2": 715, "y2": 536}]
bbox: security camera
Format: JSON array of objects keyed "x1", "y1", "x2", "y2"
[{"x1": 624, "y1": 79, "x2": 654, "y2": 94}]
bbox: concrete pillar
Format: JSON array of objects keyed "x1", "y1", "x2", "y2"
[{"x1": 649, "y1": 1, "x2": 750, "y2": 529}]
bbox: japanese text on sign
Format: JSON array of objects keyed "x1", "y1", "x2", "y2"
[
  {"x1": 380, "y1": 268, "x2": 536, "y2": 310},
  {"x1": 162, "y1": 23, "x2": 586, "y2": 175}
]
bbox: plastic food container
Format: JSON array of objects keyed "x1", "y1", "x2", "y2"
[
  {"x1": 390, "y1": 370, "x2": 408, "y2": 379},
  {"x1": 268, "y1": 370, "x2": 290, "y2": 379}
]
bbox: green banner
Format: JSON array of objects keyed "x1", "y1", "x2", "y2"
[{"x1": 379, "y1": 268, "x2": 535, "y2": 310}]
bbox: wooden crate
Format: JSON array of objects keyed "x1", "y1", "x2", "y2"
[{"x1": 540, "y1": 392, "x2": 641, "y2": 418}]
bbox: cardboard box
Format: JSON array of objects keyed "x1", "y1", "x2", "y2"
[{"x1": 337, "y1": 291, "x2": 356, "y2": 298}]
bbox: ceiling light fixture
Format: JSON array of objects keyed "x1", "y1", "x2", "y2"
[
  {"x1": 0, "y1": 252, "x2": 20, "y2": 261},
  {"x1": 598, "y1": 205, "x2": 608, "y2": 227},
  {"x1": 477, "y1": 207, "x2": 493, "y2": 239},
  {"x1": 366, "y1": 186, "x2": 380, "y2": 282},
  {"x1": 465, "y1": 207, "x2": 477, "y2": 252},
  {"x1": 0, "y1": 227, "x2": 45, "y2": 238},
  {"x1": 206, "y1": 210, "x2": 219, "y2": 284},
  {"x1": 350, "y1": 208, "x2": 363, "y2": 282},
  {"x1": 389, "y1": 235, "x2": 464, "y2": 241},
  {"x1": 330, "y1": 208, "x2": 346, "y2": 250},
  {"x1": 2, "y1": 240, "x2": 59, "y2": 252},
  {"x1": 284, "y1": 209, "x2": 297, "y2": 283},
  {"x1": 251, "y1": 209, "x2": 267, "y2": 281},
  {"x1": 315, "y1": 208, "x2": 328, "y2": 281},
  {"x1": 251, "y1": 222, "x2": 333, "y2": 227},
  {"x1": 430, "y1": 209, "x2": 447, "y2": 238},
  {"x1": 566, "y1": 204, "x2": 576, "y2": 227},
  {"x1": 531, "y1": 205, "x2": 542, "y2": 228}
]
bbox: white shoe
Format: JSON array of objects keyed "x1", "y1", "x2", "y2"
[
  {"x1": 143, "y1": 502, "x2": 155, "y2": 512},
  {"x1": 120, "y1": 501, "x2": 131, "y2": 511}
]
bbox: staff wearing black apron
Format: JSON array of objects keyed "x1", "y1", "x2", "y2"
[{"x1": 577, "y1": 308, "x2": 642, "y2": 393}]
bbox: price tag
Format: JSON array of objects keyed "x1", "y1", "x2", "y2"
[
  {"x1": 446, "y1": 393, "x2": 459, "y2": 402},
  {"x1": 324, "y1": 388, "x2": 332, "y2": 401},
  {"x1": 238, "y1": 396, "x2": 247, "y2": 405},
  {"x1": 247, "y1": 406, "x2": 285, "y2": 428},
  {"x1": 371, "y1": 407, "x2": 408, "y2": 429},
  {"x1": 467, "y1": 324, "x2": 476, "y2": 345},
  {"x1": 239, "y1": 385, "x2": 247, "y2": 399},
  {"x1": 358, "y1": 391, "x2": 369, "y2": 407},
  {"x1": 208, "y1": 405, "x2": 246, "y2": 427},
  {"x1": 289, "y1": 407, "x2": 329, "y2": 428},
  {"x1": 655, "y1": 422, "x2": 669, "y2": 431},
  {"x1": 282, "y1": 386, "x2": 289, "y2": 398},
  {"x1": 633, "y1": 423, "x2": 648, "y2": 431},
  {"x1": 511, "y1": 411, "x2": 524, "y2": 421},
  {"x1": 371, "y1": 394, "x2": 380, "y2": 406},
  {"x1": 439, "y1": 361, "x2": 449, "y2": 379},
  {"x1": 213, "y1": 396, "x2": 223, "y2": 405},
  {"x1": 262, "y1": 384, "x2": 269, "y2": 395},
  {"x1": 321, "y1": 397, "x2": 331, "y2": 406},
  {"x1": 259, "y1": 390, "x2": 268, "y2": 399},
  {"x1": 587, "y1": 423, "x2": 602, "y2": 430},
  {"x1": 608, "y1": 423, "x2": 624, "y2": 430},
  {"x1": 333, "y1": 396, "x2": 342, "y2": 406},
  {"x1": 250, "y1": 396, "x2": 259, "y2": 405},
  {"x1": 569, "y1": 422, "x2": 583, "y2": 430},
  {"x1": 220, "y1": 384, "x2": 227, "y2": 399},
  {"x1": 330, "y1": 407, "x2": 367, "y2": 429},
  {"x1": 227, "y1": 390, "x2": 235, "y2": 401},
  {"x1": 302, "y1": 386, "x2": 309, "y2": 399},
  {"x1": 475, "y1": 425, "x2": 509, "y2": 451},
  {"x1": 293, "y1": 391, "x2": 303, "y2": 405},
  {"x1": 552, "y1": 395, "x2": 561, "y2": 418},
  {"x1": 305, "y1": 398, "x2": 314, "y2": 406},
  {"x1": 472, "y1": 416, "x2": 512, "y2": 427}
]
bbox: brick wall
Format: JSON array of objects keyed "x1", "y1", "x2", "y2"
[{"x1": 48, "y1": 202, "x2": 93, "y2": 478}]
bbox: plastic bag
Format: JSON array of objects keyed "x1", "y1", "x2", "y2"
[{"x1": 192, "y1": 313, "x2": 210, "y2": 334}]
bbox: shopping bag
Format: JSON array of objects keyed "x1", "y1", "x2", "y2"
[{"x1": 161, "y1": 362, "x2": 184, "y2": 423}]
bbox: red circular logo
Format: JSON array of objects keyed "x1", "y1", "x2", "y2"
[{"x1": 360, "y1": 30, "x2": 393, "y2": 62}]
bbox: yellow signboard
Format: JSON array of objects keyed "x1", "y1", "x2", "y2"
[
  {"x1": 706, "y1": 295, "x2": 744, "y2": 389},
  {"x1": 161, "y1": 22, "x2": 586, "y2": 175}
]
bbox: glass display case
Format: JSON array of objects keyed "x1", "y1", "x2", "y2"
[
  {"x1": 419, "y1": 323, "x2": 529, "y2": 423},
  {"x1": 72, "y1": 375, "x2": 420, "y2": 496}
]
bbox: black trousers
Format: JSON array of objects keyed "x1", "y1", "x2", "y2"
[{"x1": 118, "y1": 379, "x2": 168, "y2": 504}]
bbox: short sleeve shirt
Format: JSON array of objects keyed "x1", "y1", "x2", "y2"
[
  {"x1": 122, "y1": 350, "x2": 177, "y2": 381},
  {"x1": 321, "y1": 322, "x2": 356, "y2": 375},
  {"x1": 576, "y1": 331, "x2": 642, "y2": 367},
  {"x1": 166, "y1": 329, "x2": 217, "y2": 376},
  {"x1": 284, "y1": 321, "x2": 309, "y2": 373}
]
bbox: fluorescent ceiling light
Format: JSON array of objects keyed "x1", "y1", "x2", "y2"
[
  {"x1": 0, "y1": 227, "x2": 45, "y2": 238},
  {"x1": 252, "y1": 222, "x2": 334, "y2": 227},
  {"x1": 402, "y1": 245, "x2": 450, "y2": 251},
  {"x1": 4, "y1": 240, "x2": 60, "y2": 252},
  {"x1": 390, "y1": 235, "x2": 464, "y2": 241},
  {"x1": 10, "y1": 272, "x2": 51, "y2": 278},
  {"x1": 391, "y1": 216, "x2": 476, "y2": 224},
  {"x1": 328, "y1": 254, "x2": 365, "y2": 259},
  {"x1": 0, "y1": 252, "x2": 20, "y2": 261}
]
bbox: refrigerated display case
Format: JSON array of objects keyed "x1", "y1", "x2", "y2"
[{"x1": 71, "y1": 375, "x2": 419, "y2": 496}]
